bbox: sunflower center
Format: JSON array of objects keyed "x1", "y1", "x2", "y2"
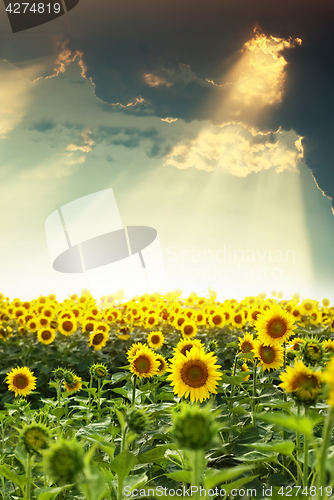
[
  {"x1": 177, "y1": 317, "x2": 185, "y2": 327},
  {"x1": 41, "y1": 330, "x2": 51, "y2": 340},
  {"x1": 40, "y1": 318, "x2": 48, "y2": 326},
  {"x1": 252, "y1": 311, "x2": 260, "y2": 321},
  {"x1": 294, "y1": 374, "x2": 318, "y2": 392},
  {"x1": 181, "y1": 360, "x2": 209, "y2": 388},
  {"x1": 183, "y1": 325, "x2": 194, "y2": 336},
  {"x1": 306, "y1": 344, "x2": 322, "y2": 359},
  {"x1": 304, "y1": 303, "x2": 312, "y2": 311},
  {"x1": 259, "y1": 346, "x2": 275, "y2": 364},
  {"x1": 267, "y1": 318, "x2": 287, "y2": 338},
  {"x1": 151, "y1": 335, "x2": 160, "y2": 344},
  {"x1": 241, "y1": 341, "x2": 252, "y2": 353},
  {"x1": 180, "y1": 344, "x2": 193, "y2": 356},
  {"x1": 93, "y1": 333, "x2": 104, "y2": 345},
  {"x1": 234, "y1": 314, "x2": 242, "y2": 324},
  {"x1": 14, "y1": 375, "x2": 28, "y2": 389},
  {"x1": 134, "y1": 356, "x2": 151, "y2": 373},
  {"x1": 212, "y1": 315, "x2": 222, "y2": 325},
  {"x1": 62, "y1": 321, "x2": 73, "y2": 332}
]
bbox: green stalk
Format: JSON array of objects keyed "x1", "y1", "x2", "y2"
[
  {"x1": 252, "y1": 361, "x2": 257, "y2": 425},
  {"x1": 296, "y1": 404, "x2": 301, "y2": 485},
  {"x1": 97, "y1": 378, "x2": 102, "y2": 411},
  {"x1": 87, "y1": 374, "x2": 93, "y2": 421},
  {"x1": 190, "y1": 449, "x2": 204, "y2": 500},
  {"x1": 25, "y1": 453, "x2": 32, "y2": 500},
  {"x1": 131, "y1": 375, "x2": 137, "y2": 407},
  {"x1": 303, "y1": 436, "x2": 309, "y2": 488},
  {"x1": 317, "y1": 407, "x2": 334, "y2": 500}
]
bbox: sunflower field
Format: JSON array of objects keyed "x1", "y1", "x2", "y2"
[{"x1": 1, "y1": 289, "x2": 334, "y2": 500}]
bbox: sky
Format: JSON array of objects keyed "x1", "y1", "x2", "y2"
[{"x1": 0, "y1": 0, "x2": 334, "y2": 302}]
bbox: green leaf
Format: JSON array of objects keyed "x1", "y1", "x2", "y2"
[
  {"x1": 110, "y1": 450, "x2": 137, "y2": 480},
  {"x1": 137, "y1": 445, "x2": 172, "y2": 464},
  {"x1": 14, "y1": 445, "x2": 29, "y2": 469},
  {"x1": 112, "y1": 388, "x2": 131, "y2": 400},
  {"x1": 237, "y1": 352, "x2": 254, "y2": 360},
  {"x1": 165, "y1": 470, "x2": 192, "y2": 483},
  {"x1": 222, "y1": 476, "x2": 258, "y2": 496},
  {"x1": 204, "y1": 466, "x2": 252, "y2": 489},
  {"x1": 226, "y1": 342, "x2": 238, "y2": 348},
  {"x1": 240, "y1": 451, "x2": 278, "y2": 462},
  {"x1": 254, "y1": 413, "x2": 314, "y2": 438},
  {"x1": 0, "y1": 464, "x2": 27, "y2": 491},
  {"x1": 35, "y1": 485, "x2": 74, "y2": 500},
  {"x1": 245, "y1": 440, "x2": 295, "y2": 457},
  {"x1": 124, "y1": 472, "x2": 148, "y2": 490}
]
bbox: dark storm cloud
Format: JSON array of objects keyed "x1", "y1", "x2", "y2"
[
  {"x1": 31, "y1": 120, "x2": 56, "y2": 132},
  {"x1": 1, "y1": 0, "x2": 334, "y2": 204},
  {"x1": 93, "y1": 126, "x2": 169, "y2": 158}
]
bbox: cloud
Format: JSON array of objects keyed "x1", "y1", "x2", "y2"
[
  {"x1": 31, "y1": 120, "x2": 56, "y2": 132},
  {"x1": 144, "y1": 73, "x2": 173, "y2": 87},
  {"x1": 0, "y1": 61, "x2": 32, "y2": 138},
  {"x1": 66, "y1": 130, "x2": 94, "y2": 153},
  {"x1": 164, "y1": 123, "x2": 303, "y2": 176},
  {"x1": 161, "y1": 117, "x2": 178, "y2": 123}
]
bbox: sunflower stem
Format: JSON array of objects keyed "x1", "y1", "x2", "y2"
[
  {"x1": 251, "y1": 361, "x2": 257, "y2": 425},
  {"x1": 132, "y1": 375, "x2": 137, "y2": 407},
  {"x1": 317, "y1": 406, "x2": 334, "y2": 500},
  {"x1": 97, "y1": 378, "x2": 102, "y2": 411},
  {"x1": 25, "y1": 453, "x2": 32, "y2": 500},
  {"x1": 87, "y1": 374, "x2": 93, "y2": 422},
  {"x1": 190, "y1": 449, "x2": 204, "y2": 500},
  {"x1": 303, "y1": 435, "x2": 309, "y2": 488},
  {"x1": 296, "y1": 404, "x2": 301, "y2": 485}
]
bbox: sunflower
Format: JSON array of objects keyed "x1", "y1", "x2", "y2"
[
  {"x1": 147, "y1": 331, "x2": 164, "y2": 349},
  {"x1": 253, "y1": 341, "x2": 284, "y2": 371},
  {"x1": 89, "y1": 331, "x2": 108, "y2": 351},
  {"x1": 323, "y1": 358, "x2": 334, "y2": 406},
  {"x1": 155, "y1": 354, "x2": 168, "y2": 376},
  {"x1": 290, "y1": 306, "x2": 302, "y2": 321},
  {"x1": 144, "y1": 314, "x2": 160, "y2": 329},
  {"x1": 287, "y1": 337, "x2": 305, "y2": 351},
  {"x1": 301, "y1": 339, "x2": 326, "y2": 366},
  {"x1": 180, "y1": 321, "x2": 197, "y2": 338},
  {"x1": 6, "y1": 366, "x2": 37, "y2": 397},
  {"x1": 174, "y1": 338, "x2": 205, "y2": 357},
  {"x1": 323, "y1": 298, "x2": 330, "y2": 308},
  {"x1": 255, "y1": 305, "x2": 295, "y2": 346},
  {"x1": 300, "y1": 299, "x2": 318, "y2": 315},
  {"x1": 37, "y1": 328, "x2": 55, "y2": 345},
  {"x1": 240, "y1": 363, "x2": 251, "y2": 381},
  {"x1": 248, "y1": 308, "x2": 262, "y2": 324},
  {"x1": 167, "y1": 346, "x2": 222, "y2": 402},
  {"x1": 231, "y1": 311, "x2": 245, "y2": 329},
  {"x1": 117, "y1": 326, "x2": 133, "y2": 340},
  {"x1": 209, "y1": 311, "x2": 225, "y2": 328},
  {"x1": 27, "y1": 318, "x2": 39, "y2": 333},
  {"x1": 127, "y1": 342, "x2": 145, "y2": 360},
  {"x1": 64, "y1": 375, "x2": 82, "y2": 393},
  {"x1": 279, "y1": 360, "x2": 322, "y2": 403},
  {"x1": 81, "y1": 318, "x2": 96, "y2": 333},
  {"x1": 323, "y1": 339, "x2": 334, "y2": 354},
  {"x1": 238, "y1": 333, "x2": 256, "y2": 357},
  {"x1": 58, "y1": 318, "x2": 78, "y2": 336},
  {"x1": 194, "y1": 311, "x2": 207, "y2": 325},
  {"x1": 37, "y1": 316, "x2": 50, "y2": 328},
  {"x1": 129, "y1": 345, "x2": 160, "y2": 379}
]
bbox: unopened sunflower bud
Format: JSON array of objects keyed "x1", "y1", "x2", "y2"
[
  {"x1": 20, "y1": 422, "x2": 51, "y2": 454},
  {"x1": 126, "y1": 408, "x2": 150, "y2": 435},
  {"x1": 53, "y1": 367, "x2": 65, "y2": 380},
  {"x1": 64, "y1": 370, "x2": 76, "y2": 385},
  {"x1": 207, "y1": 340, "x2": 218, "y2": 353},
  {"x1": 89, "y1": 363, "x2": 109, "y2": 380},
  {"x1": 170, "y1": 403, "x2": 219, "y2": 450},
  {"x1": 44, "y1": 439, "x2": 84, "y2": 485}
]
